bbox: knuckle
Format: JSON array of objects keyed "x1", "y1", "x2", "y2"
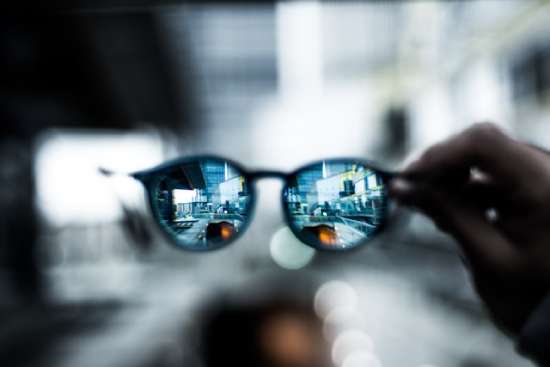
[
  {"x1": 462, "y1": 123, "x2": 506, "y2": 159},
  {"x1": 419, "y1": 144, "x2": 441, "y2": 165},
  {"x1": 468, "y1": 122, "x2": 504, "y2": 142}
]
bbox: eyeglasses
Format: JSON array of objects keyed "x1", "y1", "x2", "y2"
[{"x1": 101, "y1": 156, "x2": 395, "y2": 252}]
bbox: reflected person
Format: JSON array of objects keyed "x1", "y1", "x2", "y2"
[{"x1": 390, "y1": 123, "x2": 550, "y2": 366}]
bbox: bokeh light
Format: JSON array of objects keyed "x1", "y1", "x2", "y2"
[
  {"x1": 342, "y1": 351, "x2": 383, "y2": 367},
  {"x1": 332, "y1": 329, "x2": 375, "y2": 365},
  {"x1": 314, "y1": 281, "x2": 358, "y2": 319},
  {"x1": 269, "y1": 226, "x2": 316, "y2": 269}
]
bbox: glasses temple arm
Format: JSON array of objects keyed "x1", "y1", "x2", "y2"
[
  {"x1": 98, "y1": 166, "x2": 143, "y2": 179},
  {"x1": 98, "y1": 166, "x2": 117, "y2": 177}
]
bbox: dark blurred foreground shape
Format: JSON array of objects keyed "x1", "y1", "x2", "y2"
[
  {"x1": 0, "y1": 2, "x2": 197, "y2": 365},
  {"x1": 0, "y1": 2, "x2": 195, "y2": 303},
  {"x1": 196, "y1": 278, "x2": 331, "y2": 367}
]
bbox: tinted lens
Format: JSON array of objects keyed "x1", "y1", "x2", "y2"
[
  {"x1": 283, "y1": 160, "x2": 389, "y2": 250},
  {"x1": 150, "y1": 158, "x2": 253, "y2": 250}
]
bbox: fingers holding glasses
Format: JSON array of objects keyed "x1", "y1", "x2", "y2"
[
  {"x1": 402, "y1": 123, "x2": 550, "y2": 199},
  {"x1": 390, "y1": 123, "x2": 550, "y2": 340},
  {"x1": 390, "y1": 122, "x2": 550, "y2": 274}
]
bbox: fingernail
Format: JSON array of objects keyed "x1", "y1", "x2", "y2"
[{"x1": 389, "y1": 177, "x2": 414, "y2": 198}]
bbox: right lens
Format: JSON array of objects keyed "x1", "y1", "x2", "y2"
[
  {"x1": 282, "y1": 159, "x2": 389, "y2": 251},
  {"x1": 148, "y1": 157, "x2": 253, "y2": 251}
]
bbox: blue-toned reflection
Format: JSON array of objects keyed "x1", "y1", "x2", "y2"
[
  {"x1": 152, "y1": 159, "x2": 251, "y2": 250},
  {"x1": 284, "y1": 161, "x2": 388, "y2": 250}
]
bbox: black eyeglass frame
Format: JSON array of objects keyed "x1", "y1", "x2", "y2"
[{"x1": 103, "y1": 155, "x2": 396, "y2": 252}]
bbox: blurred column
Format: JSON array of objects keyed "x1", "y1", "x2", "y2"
[
  {"x1": 455, "y1": 58, "x2": 512, "y2": 129},
  {"x1": 276, "y1": 1, "x2": 323, "y2": 99},
  {"x1": 379, "y1": 106, "x2": 409, "y2": 160},
  {"x1": 0, "y1": 138, "x2": 41, "y2": 302}
]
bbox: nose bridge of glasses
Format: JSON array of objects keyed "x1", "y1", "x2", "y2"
[{"x1": 248, "y1": 170, "x2": 289, "y2": 181}]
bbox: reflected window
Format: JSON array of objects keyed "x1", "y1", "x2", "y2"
[
  {"x1": 151, "y1": 158, "x2": 252, "y2": 250},
  {"x1": 284, "y1": 160, "x2": 388, "y2": 250}
]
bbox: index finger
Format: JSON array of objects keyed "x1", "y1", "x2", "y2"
[{"x1": 403, "y1": 123, "x2": 549, "y2": 191}]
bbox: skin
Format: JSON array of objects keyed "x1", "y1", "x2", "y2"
[{"x1": 390, "y1": 123, "x2": 550, "y2": 335}]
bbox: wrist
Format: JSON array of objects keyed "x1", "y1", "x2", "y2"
[{"x1": 517, "y1": 292, "x2": 550, "y2": 366}]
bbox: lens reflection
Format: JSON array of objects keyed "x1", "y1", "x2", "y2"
[
  {"x1": 152, "y1": 158, "x2": 252, "y2": 250},
  {"x1": 283, "y1": 160, "x2": 388, "y2": 250}
]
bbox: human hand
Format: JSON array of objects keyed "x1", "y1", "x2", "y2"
[{"x1": 390, "y1": 123, "x2": 550, "y2": 335}]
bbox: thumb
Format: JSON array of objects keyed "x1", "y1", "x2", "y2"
[{"x1": 390, "y1": 177, "x2": 524, "y2": 274}]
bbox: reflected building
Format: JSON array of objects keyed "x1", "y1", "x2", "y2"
[
  {"x1": 200, "y1": 160, "x2": 225, "y2": 211},
  {"x1": 284, "y1": 161, "x2": 388, "y2": 249},
  {"x1": 152, "y1": 158, "x2": 252, "y2": 249},
  {"x1": 291, "y1": 162, "x2": 323, "y2": 214}
]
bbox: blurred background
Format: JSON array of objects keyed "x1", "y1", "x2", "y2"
[{"x1": 2, "y1": 0, "x2": 550, "y2": 366}]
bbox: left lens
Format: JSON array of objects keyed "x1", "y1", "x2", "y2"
[
  {"x1": 282, "y1": 160, "x2": 389, "y2": 251},
  {"x1": 150, "y1": 157, "x2": 253, "y2": 251}
]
